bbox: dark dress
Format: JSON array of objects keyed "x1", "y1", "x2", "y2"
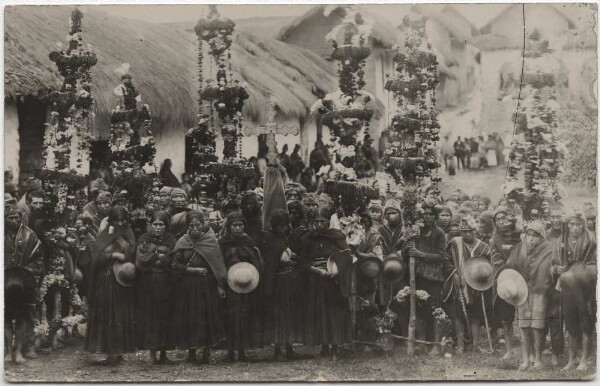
[
  {"x1": 300, "y1": 228, "x2": 353, "y2": 346},
  {"x1": 220, "y1": 233, "x2": 264, "y2": 351},
  {"x1": 85, "y1": 228, "x2": 136, "y2": 356},
  {"x1": 171, "y1": 230, "x2": 228, "y2": 349},
  {"x1": 134, "y1": 232, "x2": 176, "y2": 350},
  {"x1": 258, "y1": 230, "x2": 303, "y2": 346}
]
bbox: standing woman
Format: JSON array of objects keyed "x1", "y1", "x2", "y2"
[
  {"x1": 258, "y1": 209, "x2": 303, "y2": 360},
  {"x1": 134, "y1": 211, "x2": 177, "y2": 364},
  {"x1": 300, "y1": 207, "x2": 353, "y2": 357},
  {"x1": 85, "y1": 206, "x2": 136, "y2": 364},
  {"x1": 219, "y1": 212, "x2": 264, "y2": 362},
  {"x1": 171, "y1": 211, "x2": 227, "y2": 363}
]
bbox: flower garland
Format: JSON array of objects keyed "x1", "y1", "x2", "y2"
[
  {"x1": 504, "y1": 34, "x2": 564, "y2": 223},
  {"x1": 391, "y1": 286, "x2": 451, "y2": 328}
]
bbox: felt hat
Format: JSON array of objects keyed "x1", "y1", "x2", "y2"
[
  {"x1": 227, "y1": 262, "x2": 260, "y2": 294},
  {"x1": 355, "y1": 256, "x2": 383, "y2": 278},
  {"x1": 496, "y1": 269, "x2": 528, "y2": 306},
  {"x1": 464, "y1": 258, "x2": 494, "y2": 291},
  {"x1": 4, "y1": 267, "x2": 36, "y2": 306},
  {"x1": 113, "y1": 261, "x2": 137, "y2": 287},
  {"x1": 381, "y1": 253, "x2": 406, "y2": 283},
  {"x1": 561, "y1": 261, "x2": 597, "y2": 292}
]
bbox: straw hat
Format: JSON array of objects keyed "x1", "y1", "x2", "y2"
[
  {"x1": 381, "y1": 253, "x2": 406, "y2": 283},
  {"x1": 327, "y1": 256, "x2": 338, "y2": 276},
  {"x1": 464, "y1": 258, "x2": 494, "y2": 291},
  {"x1": 497, "y1": 269, "x2": 528, "y2": 306},
  {"x1": 227, "y1": 262, "x2": 260, "y2": 294},
  {"x1": 113, "y1": 261, "x2": 137, "y2": 288},
  {"x1": 356, "y1": 256, "x2": 383, "y2": 278}
]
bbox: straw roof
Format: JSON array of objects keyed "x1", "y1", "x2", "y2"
[
  {"x1": 480, "y1": 4, "x2": 577, "y2": 35},
  {"x1": 277, "y1": 5, "x2": 400, "y2": 49},
  {"x1": 412, "y1": 5, "x2": 476, "y2": 45},
  {"x1": 5, "y1": 6, "x2": 337, "y2": 138}
]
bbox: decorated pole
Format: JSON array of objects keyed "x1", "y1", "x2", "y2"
[
  {"x1": 38, "y1": 7, "x2": 93, "y2": 346},
  {"x1": 192, "y1": 5, "x2": 254, "y2": 207},
  {"x1": 503, "y1": 30, "x2": 565, "y2": 224},
  {"x1": 381, "y1": 14, "x2": 442, "y2": 356}
]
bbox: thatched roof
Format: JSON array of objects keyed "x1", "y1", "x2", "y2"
[
  {"x1": 5, "y1": 6, "x2": 337, "y2": 138},
  {"x1": 412, "y1": 5, "x2": 476, "y2": 45},
  {"x1": 474, "y1": 34, "x2": 521, "y2": 51},
  {"x1": 277, "y1": 5, "x2": 400, "y2": 49},
  {"x1": 480, "y1": 4, "x2": 577, "y2": 35}
]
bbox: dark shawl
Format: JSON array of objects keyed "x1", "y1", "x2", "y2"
[
  {"x1": 87, "y1": 227, "x2": 136, "y2": 306},
  {"x1": 219, "y1": 233, "x2": 263, "y2": 273},
  {"x1": 302, "y1": 228, "x2": 353, "y2": 298},
  {"x1": 172, "y1": 229, "x2": 227, "y2": 288},
  {"x1": 505, "y1": 240, "x2": 554, "y2": 295},
  {"x1": 135, "y1": 232, "x2": 177, "y2": 273}
]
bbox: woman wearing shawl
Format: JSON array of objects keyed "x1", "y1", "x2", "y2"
[
  {"x1": 300, "y1": 207, "x2": 353, "y2": 357},
  {"x1": 158, "y1": 159, "x2": 181, "y2": 188},
  {"x1": 85, "y1": 206, "x2": 136, "y2": 364},
  {"x1": 288, "y1": 200, "x2": 309, "y2": 254},
  {"x1": 134, "y1": 211, "x2": 177, "y2": 364},
  {"x1": 551, "y1": 210, "x2": 597, "y2": 371},
  {"x1": 219, "y1": 212, "x2": 264, "y2": 362},
  {"x1": 171, "y1": 211, "x2": 227, "y2": 364},
  {"x1": 258, "y1": 209, "x2": 303, "y2": 360}
]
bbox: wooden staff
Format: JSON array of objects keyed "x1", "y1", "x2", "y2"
[
  {"x1": 407, "y1": 251, "x2": 416, "y2": 356},
  {"x1": 481, "y1": 292, "x2": 494, "y2": 352},
  {"x1": 350, "y1": 263, "x2": 357, "y2": 351}
]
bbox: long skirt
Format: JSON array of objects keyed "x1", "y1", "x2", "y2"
[
  {"x1": 303, "y1": 272, "x2": 352, "y2": 346},
  {"x1": 226, "y1": 287, "x2": 263, "y2": 351},
  {"x1": 264, "y1": 270, "x2": 304, "y2": 346},
  {"x1": 85, "y1": 267, "x2": 136, "y2": 355},
  {"x1": 171, "y1": 273, "x2": 225, "y2": 349},
  {"x1": 486, "y1": 149, "x2": 497, "y2": 166},
  {"x1": 134, "y1": 270, "x2": 172, "y2": 350}
]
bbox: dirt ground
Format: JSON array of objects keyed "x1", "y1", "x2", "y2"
[{"x1": 4, "y1": 338, "x2": 596, "y2": 382}]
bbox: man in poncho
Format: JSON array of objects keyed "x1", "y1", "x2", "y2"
[
  {"x1": 504, "y1": 221, "x2": 553, "y2": 371},
  {"x1": 445, "y1": 215, "x2": 498, "y2": 354},
  {"x1": 5, "y1": 203, "x2": 43, "y2": 361},
  {"x1": 551, "y1": 208, "x2": 596, "y2": 371}
]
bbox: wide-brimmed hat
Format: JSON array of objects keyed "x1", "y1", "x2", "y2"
[
  {"x1": 464, "y1": 258, "x2": 494, "y2": 291},
  {"x1": 227, "y1": 262, "x2": 260, "y2": 294},
  {"x1": 356, "y1": 256, "x2": 383, "y2": 278},
  {"x1": 5, "y1": 267, "x2": 36, "y2": 305},
  {"x1": 497, "y1": 269, "x2": 528, "y2": 306},
  {"x1": 381, "y1": 253, "x2": 406, "y2": 283},
  {"x1": 113, "y1": 261, "x2": 137, "y2": 287}
]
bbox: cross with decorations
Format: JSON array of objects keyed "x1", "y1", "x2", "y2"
[{"x1": 243, "y1": 98, "x2": 300, "y2": 164}]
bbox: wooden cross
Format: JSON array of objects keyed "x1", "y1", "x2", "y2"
[{"x1": 243, "y1": 98, "x2": 300, "y2": 164}]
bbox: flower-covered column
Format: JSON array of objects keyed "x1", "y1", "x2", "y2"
[
  {"x1": 504, "y1": 32, "x2": 564, "y2": 223},
  {"x1": 192, "y1": 5, "x2": 254, "y2": 207},
  {"x1": 38, "y1": 8, "x2": 92, "y2": 343},
  {"x1": 380, "y1": 14, "x2": 442, "y2": 356}
]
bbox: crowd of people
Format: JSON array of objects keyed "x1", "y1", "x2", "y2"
[{"x1": 3, "y1": 156, "x2": 597, "y2": 372}]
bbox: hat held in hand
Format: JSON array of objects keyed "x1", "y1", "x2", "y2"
[
  {"x1": 497, "y1": 268, "x2": 528, "y2": 306},
  {"x1": 227, "y1": 262, "x2": 259, "y2": 294},
  {"x1": 381, "y1": 253, "x2": 406, "y2": 283},
  {"x1": 464, "y1": 258, "x2": 494, "y2": 291},
  {"x1": 113, "y1": 261, "x2": 137, "y2": 287}
]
